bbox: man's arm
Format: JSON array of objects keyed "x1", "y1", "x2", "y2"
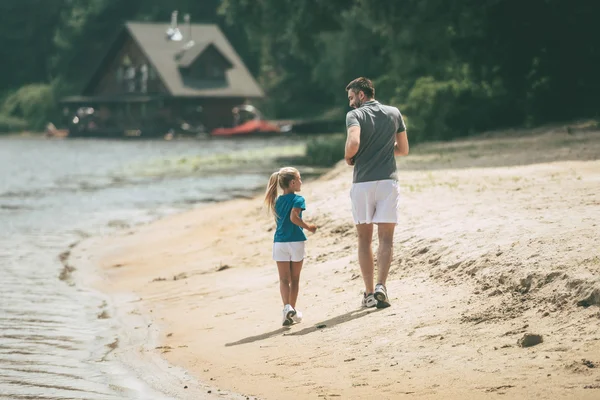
[
  {"x1": 394, "y1": 131, "x2": 409, "y2": 156},
  {"x1": 394, "y1": 109, "x2": 409, "y2": 156},
  {"x1": 345, "y1": 111, "x2": 360, "y2": 165},
  {"x1": 345, "y1": 125, "x2": 360, "y2": 165}
]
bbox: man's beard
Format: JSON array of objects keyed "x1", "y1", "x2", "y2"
[{"x1": 354, "y1": 98, "x2": 363, "y2": 108}]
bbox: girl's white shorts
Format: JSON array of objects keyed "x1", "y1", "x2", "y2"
[
  {"x1": 350, "y1": 179, "x2": 400, "y2": 224},
  {"x1": 273, "y1": 241, "x2": 305, "y2": 262}
]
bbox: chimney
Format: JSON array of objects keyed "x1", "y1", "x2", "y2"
[
  {"x1": 166, "y1": 10, "x2": 182, "y2": 41},
  {"x1": 184, "y1": 14, "x2": 191, "y2": 41},
  {"x1": 181, "y1": 13, "x2": 195, "y2": 50},
  {"x1": 171, "y1": 10, "x2": 178, "y2": 28}
]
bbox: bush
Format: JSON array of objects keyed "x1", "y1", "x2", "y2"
[
  {"x1": 396, "y1": 77, "x2": 466, "y2": 142},
  {"x1": 2, "y1": 84, "x2": 57, "y2": 131},
  {"x1": 0, "y1": 114, "x2": 29, "y2": 133},
  {"x1": 302, "y1": 133, "x2": 346, "y2": 166},
  {"x1": 396, "y1": 74, "x2": 505, "y2": 143}
]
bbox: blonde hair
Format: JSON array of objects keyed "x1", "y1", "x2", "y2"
[{"x1": 264, "y1": 167, "x2": 300, "y2": 217}]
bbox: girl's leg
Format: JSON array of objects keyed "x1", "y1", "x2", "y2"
[
  {"x1": 276, "y1": 261, "x2": 292, "y2": 305},
  {"x1": 289, "y1": 260, "x2": 303, "y2": 309}
]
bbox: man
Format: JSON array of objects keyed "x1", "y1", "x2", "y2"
[{"x1": 344, "y1": 77, "x2": 409, "y2": 309}]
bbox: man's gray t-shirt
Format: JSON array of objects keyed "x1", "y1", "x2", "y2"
[{"x1": 346, "y1": 100, "x2": 406, "y2": 183}]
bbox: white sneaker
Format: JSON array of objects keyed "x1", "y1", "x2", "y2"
[
  {"x1": 282, "y1": 304, "x2": 296, "y2": 326},
  {"x1": 361, "y1": 292, "x2": 377, "y2": 308},
  {"x1": 374, "y1": 284, "x2": 391, "y2": 308},
  {"x1": 292, "y1": 310, "x2": 303, "y2": 324}
]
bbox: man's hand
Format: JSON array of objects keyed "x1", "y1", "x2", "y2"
[
  {"x1": 306, "y1": 223, "x2": 317, "y2": 234},
  {"x1": 345, "y1": 156, "x2": 355, "y2": 166}
]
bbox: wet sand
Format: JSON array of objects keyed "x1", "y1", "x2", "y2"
[
  {"x1": 75, "y1": 124, "x2": 600, "y2": 399},
  {"x1": 0, "y1": 136, "x2": 292, "y2": 399}
]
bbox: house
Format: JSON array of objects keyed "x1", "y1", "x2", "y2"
[{"x1": 60, "y1": 12, "x2": 264, "y2": 136}]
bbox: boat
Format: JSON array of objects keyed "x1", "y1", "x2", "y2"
[{"x1": 211, "y1": 119, "x2": 283, "y2": 137}]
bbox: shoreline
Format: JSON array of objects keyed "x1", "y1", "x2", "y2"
[
  {"x1": 72, "y1": 127, "x2": 600, "y2": 399},
  {"x1": 69, "y1": 217, "x2": 252, "y2": 400},
  {"x1": 0, "y1": 135, "x2": 303, "y2": 400}
]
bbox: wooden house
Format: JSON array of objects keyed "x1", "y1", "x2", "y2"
[{"x1": 60, "y1": 13, "x2": 263, "y2": 136}]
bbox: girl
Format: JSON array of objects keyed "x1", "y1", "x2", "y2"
[{"x1": 264, "y1": 167, "x2": 317, "y2": 326}]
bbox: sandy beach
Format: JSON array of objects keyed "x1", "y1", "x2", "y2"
[{"x1": 72, "y1": 124, "x2": 600, "y2": 399}]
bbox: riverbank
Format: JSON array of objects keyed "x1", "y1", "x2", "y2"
[
  {"x1": 0, "y1": 135, "x2": 302, "y2": 400},
  {"x1": 73, "y1": 124, "x2": 600, "y2": 399}
]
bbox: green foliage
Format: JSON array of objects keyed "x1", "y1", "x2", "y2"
[
  {"x1": 302, "y1": 134, "x2": 346, "y2": 166},
  {"x1": 0, "y1": 0, "x2": 64, "y2": 92},
  {"x1": 220, "y1": 0, "x2": 600, "y2": 136},
  {"x1": 2, "y1": 0, "x2": 600, "y2": 136},
  {"x1": 399, "y1": 76, "x2": 481, "y2": 142},
  {"x1": 0, "y1": 114, "x2": 28, "y2": 134},
  {"x1": 2, "y1": 84, "x2": 57, "y2": 131}
]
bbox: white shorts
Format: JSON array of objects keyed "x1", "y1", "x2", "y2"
[
  {"x1": 350, "y1": 179, "x2": 400, "y2": 224},
  {"x1": 272, "y1": 241, "x2": 306, "y2": 262}
]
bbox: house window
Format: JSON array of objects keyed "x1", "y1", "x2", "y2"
[
  {"x1": 116, "y1": 66, "x2": 124, "y2": 84},
  {"x1": 139, "y1": 64, "x2": 148, "y2": 93},
  {"x1": 207, "y1": 65, "x2": 224, "y2": 79},
  {"x1": 149, "y1": 66, "x2": 157, "y2": 81},
  {"x1": 125, "y1": 66, "x2": 136, "y2": 92},
  {"x1": 183, "y1": 62, "x2": 225, "y2": 80}
]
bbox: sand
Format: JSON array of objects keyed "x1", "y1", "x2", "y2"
[{"x1": 73, "y1": 124, "x2": 600, "y2": 399}]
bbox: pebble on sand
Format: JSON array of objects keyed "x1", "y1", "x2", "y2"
[{"x1": 518, "y1": 333, "x2": 543, "y2": 347}]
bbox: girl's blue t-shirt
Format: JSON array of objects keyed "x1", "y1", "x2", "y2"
[{"x1": 274, "y1": 193, "x2": 307, "y2": 243}]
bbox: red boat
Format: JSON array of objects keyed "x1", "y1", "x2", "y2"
[{"x1": 211, "y1": 118, "x2": 282, "y2": 137}]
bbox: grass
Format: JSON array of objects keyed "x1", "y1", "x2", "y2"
[
  {"x1": 404, "y1": 172, "x2": 460, "y2": 192},
  {"x1": 0, "y1": 114, "x2": 28, "y2": 133},
  {"x1": 129, "y1": 144, "x2": 306, "y2": 177},
  {"x1": 127, "y1": 133, "x2": 348, "y2": 178}
]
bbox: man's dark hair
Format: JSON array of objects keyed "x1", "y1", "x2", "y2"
[{"x1": 346, "y1": 77, "x2": 375, "y2": 99}]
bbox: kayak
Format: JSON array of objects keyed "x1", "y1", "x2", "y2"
[{"x1": 211, "y1": 119, "x2": 282, "y2": 137}]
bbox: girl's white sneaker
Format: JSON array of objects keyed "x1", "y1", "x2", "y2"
[
  {"x1": 282, "y1": 304, "x2": 296, "y2": 326},
  {"x1": 362, "y1": 292, "x2": 377, "y2": 308}
]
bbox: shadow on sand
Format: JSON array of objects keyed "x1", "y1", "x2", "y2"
[{"x1": 225, "y1": 308, "x2": 381, "y2": 347}]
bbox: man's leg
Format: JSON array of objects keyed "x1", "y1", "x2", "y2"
[
  {"x1": 356, "y1": 223, "x2": 374, "y2": 294},
  {"x1": 372, "y1": 223, "x2": 395, "y2": 308},
  {"x1": 376, "y1": 223, "x2": 396, "y2": 286}
]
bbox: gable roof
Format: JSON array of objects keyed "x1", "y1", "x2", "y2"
[
  {"x1": 175, "y1": 41, "x2": 235, "y2": 71},
  {"x1": 176, "y1": 41, "x2": 211, "y2": 68},
  {"x1": 85, "y1": 22, "x2": 264, "y2": 98}
]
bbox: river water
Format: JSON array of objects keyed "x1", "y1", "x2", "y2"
[{"x1": 0, "y1": 136, "x2": 300, "y2": 399}]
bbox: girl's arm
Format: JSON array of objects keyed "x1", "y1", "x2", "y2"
[{"x1": 290, "y1": 208, "x2": 317, "y2": 233}]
